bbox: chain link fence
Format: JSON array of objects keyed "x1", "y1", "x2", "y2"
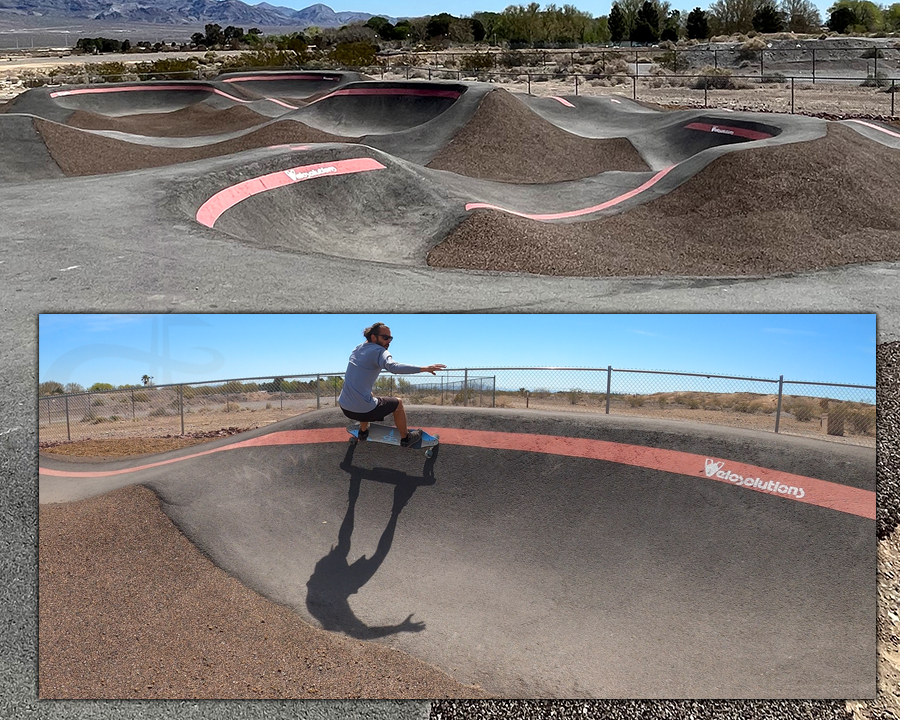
[{"x1": 39, "y1": 367, "x2": 875, "y2": 447}]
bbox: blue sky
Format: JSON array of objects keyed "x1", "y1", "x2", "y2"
[
  {"x1": 39, "y1": 314, "x2": 875, "y2": 391},
  {"x1": 276, "y1": 0, "x2": 836, "y2": 24}
]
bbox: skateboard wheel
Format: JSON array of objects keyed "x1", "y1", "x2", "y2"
[
  {"x1": 349, "y1": 437, "x2": 357, "y2": 445},
  {"x1": 425, "y1": 449, "x2": 433, "y2": 458}
]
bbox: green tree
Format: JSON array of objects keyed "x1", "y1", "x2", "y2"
[
  {"x1": 827, "y1": 0, "x2": 882, "y2": 31},
  {"x1": 631, "y1": 1, "x2": 660, "y2": 43},
  {"x1": 89, "y1": 382, "x2": 115, "y2": 392},
  {"x1": 709, "y1": 0, "x2": 763, "y2": 35},
  {"x1": 609, "y1": 3, "x2": 629, "y2": 41},
  {"x1": 886, "y1": 2, "x2": 900, "y2": 30},
  {"x1": 39, "y1": 381, "x2": 64, "y2": 396},
  {"x1": 661, "y1": 9, "x2": 681, "y2": 40},
  {"x1": 780, "y1": 0, "x2": 822, "y2": 31},
  {"x1": 753, "y1": 2, "x2": 785, "y2": 30},
  {"x1": 426, "y1": 12, "x2": 456, "y2": 40},
  {"x1": 686, "y1": 7, "x2": 710, "y2": 37},
  {"x1": 204, "y1": 23, "x2": 225, "y2": 47}
]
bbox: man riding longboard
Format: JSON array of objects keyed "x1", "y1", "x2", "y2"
[{"x1": 338, "y1": 322, "x2": 445, "y2": 448}]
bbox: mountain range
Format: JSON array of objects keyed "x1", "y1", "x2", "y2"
[{"x1": 0, "y1": 1, "x2": 385, "y2": 27}]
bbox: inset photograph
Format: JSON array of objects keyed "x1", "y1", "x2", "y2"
[{"x1": 38, "y1": 314, "x2": 876, "y2": 700}]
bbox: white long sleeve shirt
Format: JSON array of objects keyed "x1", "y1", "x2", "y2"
[{"x1": 338, "y1": 342, "x2": 421, "y2": 413}]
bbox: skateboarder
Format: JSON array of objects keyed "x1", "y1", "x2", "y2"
[{"x1": 339, "y1": 322, "x2": 445, "y2": 447}]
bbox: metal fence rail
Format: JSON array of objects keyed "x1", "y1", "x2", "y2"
[{"x1": 38, "y1": 366, "x2": 875, "y2": 447}]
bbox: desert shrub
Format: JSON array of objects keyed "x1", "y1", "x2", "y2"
[
  {"x1": 790, "y1": 399, "x2": 818, "y2": 421},
  {"x1": 861, "y1": 72, "x2": 888, "y2": 88},
  {"x1": 330, "y1": 41, "x2": 378, "y2": 67},
  {"x1": 657, "y1": 395, "x2": 668, "y2": 408},
  {"x1": 132, "y1": 392, "x2": 149, "y2": 403},
  {"x1": 692, "y1": 67, "x2": 742, "y2": 89},
  {"x1": 568, "y1": 389, "x2": 582, "y2": 405},
  {"x1": 734, "y1": 400, "x2": 766, "y2": 414},
  {"x1": 496, "y1": 50, "x2": 523, "y2": 68},
  {"x1": 739, "y1": 35, "x2": 767, "y2": 60},
  {"x1": 847, "y1": 407, "x2": 876, "y2": 435},
  {"x1": 109, "y1": 415, "x2": 122, "y2": 422},
  {"x1": 84, "y1": 61, "x2": 130, "y2": 82},
  {"x1": 90, "y1": 416, "x2": 108, "y2": 425},
  {"x1": 759, "y1": 72, "x2": 787, "y2": 83},
  {"x1": 265, "y1": 403, "x2": 273, "y2": 409},
  {"x1": 656, "y1": 49, "x2": 690, "y2": 72},
  {"x1": 861, "y1": 47, "x2": 885, "y2": 59},
  {"x1": 628, "y1": 395, "x2": 645, "y2": 407},
  {"x1": 92, "y1": 398, "x2": 105, "y2": 406},
  {"x1": 224, "y1": 402, "x2": 241, "y2": 412},
  {"x1": 80, "y1": 411, "x2": 97, "y2": 423},
  {"x1": 460, "y1": 52, "x2": 495, "y2": 71},
  {"x1": 148, "y1": 407, "x2": 170, "y2": 417},
  {"x1": 132, "y1": 57, "x2": 199, "y2": 80}
]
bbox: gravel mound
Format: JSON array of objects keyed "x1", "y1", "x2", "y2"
[
  {"x1": 33, "y1": 117, "x2": 357, "y2": 176},
  {"x1": 878, "y1": 341, "x2": 900, "y2": 540},
  {"x1": 428, "y1": 122, "x2": 900, "y2": 276},
  {"x1": 38, "y1": 484, "x2": 490, "y2": 700},
  {"x1": 426, "y1": 88, "x2": 649, "y2": 183},
  {"x1": 65, "y1": 104, "x2": 269, "y2": 137}
]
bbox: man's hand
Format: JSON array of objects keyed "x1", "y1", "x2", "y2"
[{"x1": 421, "y1": 364, "x2": 447, "y2": 375}]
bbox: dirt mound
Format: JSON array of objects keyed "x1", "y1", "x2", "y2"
[
  {"x1": 34, "y1": 118, "x2": 358, "y2": 176},
  {"x1": 428, "y1": 122, "x2": 900, "y2": 276},
  {"x1": 426, "y1": 88, "x2": 649, "y2": 183},
  {"x1": 64, "y1": 104, "x2": 268, "y2": 138}
]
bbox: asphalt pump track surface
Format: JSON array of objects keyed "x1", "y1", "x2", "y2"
[
  {"x1": 2, "y1": 72, "x2": 900, "y2": 322},
  {"x1": 39, "y1": 407, "x2": 876, "y2": 699}
]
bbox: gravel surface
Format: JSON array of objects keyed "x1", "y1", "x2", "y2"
[
  {"x1": 38, "y1": 484, "x2": 491, "y2": 700},
  {"x1": 429, "y1": 122, "x2": 900, "y2": 276},
  {"x1": 33, "y1": 116, "x2": 356, "y2": 176},
  {"x1": 426, "y1": 88, "x2": 649, "y2": 183},
  {"x1": 65, "y1": 104, "x2": 271, "y2": 137}
]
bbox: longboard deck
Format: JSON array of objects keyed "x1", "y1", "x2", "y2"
[{"x1": 348, "y1": 422, "x2": 439, "y2": 456}]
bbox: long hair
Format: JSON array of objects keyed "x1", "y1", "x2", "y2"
[{"x1": 363, "y1": 322, "x2": 387, "y2": 341}]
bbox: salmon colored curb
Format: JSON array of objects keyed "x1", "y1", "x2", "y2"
[
  {"x1": 465, "y1": 164, "x2": 677, "y2": 221},
  {"x1": 195, "y1": 157, "x2": 387, "y2": 228},
  {"x1": 40, "y1": 427, "x2": 874, "y2": 519}
]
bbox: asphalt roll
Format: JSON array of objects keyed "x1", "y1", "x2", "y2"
[
  {"x1": 295, "y1": 81, "x2": 469, "y2": 136},
  {"x1": 179, "y1": 144, "x2": 466, "y2": 265}
]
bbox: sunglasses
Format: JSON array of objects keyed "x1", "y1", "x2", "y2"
[{"x1": 378, "y1": 334, "x2": 393, "y2": 341}]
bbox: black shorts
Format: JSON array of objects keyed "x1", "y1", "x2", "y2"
[{"x1": 340, "y1": 396, "x2": 400, "y2": 422}]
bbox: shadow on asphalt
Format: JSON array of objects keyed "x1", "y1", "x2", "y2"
[{"x1": 304, "y1": 444, "x2": 438, "y2": 639}]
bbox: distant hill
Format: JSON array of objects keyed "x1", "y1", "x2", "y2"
[{"x1": 0, "y1": 0, "x2": 385, "y2": 26}]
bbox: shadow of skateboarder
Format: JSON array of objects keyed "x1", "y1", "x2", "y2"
[{"x1": 305, "y1": 444, "x2": 438, "y2": 639}]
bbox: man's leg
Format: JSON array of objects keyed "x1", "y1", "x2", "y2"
[
  {"x1": 359, "y1": 421, "x2": 369, "y2": 432},
  {"x1": 393, "y1": 400, "x2": 409, "y2": 437}
]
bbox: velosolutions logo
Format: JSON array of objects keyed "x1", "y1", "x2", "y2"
[{"x1": 704, "y1": 459, "x2": 806, "y2": 499}]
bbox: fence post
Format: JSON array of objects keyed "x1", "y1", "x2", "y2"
[
  {"x1": 316, "y1": 375, "x2": 321, "y2": 409},
  {"x1": 791, "y1": 76, "x2": 794, "y2": 114},
  {"x1": 812, "y1": 47, "x2": 816, "y2": 84},
  {"x1": 179, "y1": 384, "x2": 185, "y2": 436},
  {"x1": 441, "y1": 377, "x2": 444, "y2": 406},
  {"x1": 605, "y1": 366, "x2": 612, "y2": 415},
  {"x1": 893, "y1": 79, "x2": 896, "y2": 117},
  {"x1": 492, "y1": 376, "x2": 496, "y2": 408},
  {"x1": 464, "y1": 369, "x2": 469, "y2": 407},
  {"x1": 132, "y1": 388, "x2": 135, "y2": 421},
  {"x1": 774, "y1": 375, "x2": 784, "y2": 433},
  {"x1": 281, "y1": 388, "x2": 284, "y2": 411},
  {"x1": 528, "y1": 73, "x2": 531, "y2": 95},
  {"x1": 65, "y1": 395, "x2": 71, "y2": 441},
  {"x1": 632, "y1": 74, "x2": 636, "y2": 101}
]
